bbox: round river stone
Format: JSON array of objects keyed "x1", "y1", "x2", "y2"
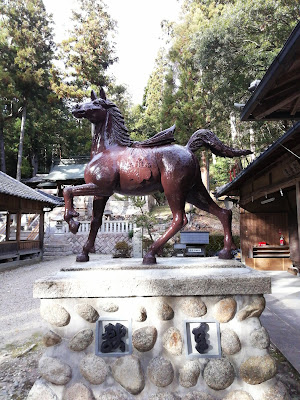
[
  {"x1": 163, "y1": 327, "x2": 183, "y2": 355},
  {"x1": 237, "y1": 295, "x2": 265, "y2": 321},
  {"x1": 132, "y1": 326, "x2": 157, "y2": 352},
  {"x1": 262, "y1": 380, "x2": 290, "y2": 400},
  {"x1": 98, "y1": 389, "x2": 130, "y2": 400},
  {"x1": 213, "y1": 297, "x2": 237, "y2": 323},
  {"x1": 182, "y1": 392, "x2": 216, "y2": 400},
  {"x1": 239, "y1": 355, "x2": 277, "y2": 384},
  {"x1": 64, "y1": 383, "x2": 95, "y2": 400},
  {"x1": 250, "y1": 326, "x2": 270, "y2": 349},
  {"x1": 221, "y1": 328, "x2": 241, "y2": 355},
  {"x1": 80, "y1": 354, "x2": 109, "y2": 385},
  {"x1": 75, "y1": 303, "x2": 99, "y2": 322},
  {"x1": 182, "y1": 297, "x2": 207, "y2": 317},
  {"x1": 27, "y1": 379, "x2": 58, "y2": 400},
  {"x1": 43, "y1": 331, "x2": 62, "y2": 347},
  {"x1": 156, "y1": 301, "x2": 174, "y2": 320},
  {"x1": 223, "y1": 390, "x2": 254, "y2": 400},
  {"x1": 68, "y1": 329, "x2": 93, "y2": 351},
  {"x1": 149, "y1": 394, "x2": 181, "y2": 400},
  {"x1": 39, "y1": 357, "x2": 72, "y2": 385},
  {"x1": 133, "y1": 306, "x2": 147, "y2": 322},
  {"x1": 203, "y1": 358, "x2": 235, "y2": 390},
  {"x1": 179, "y1": 360, "x2": 200, "y2": 388},
  {"x1": 40, "y1": 304, "x2": 70, "y2": 327},
  {"x1": 148, "y1": 356, "x2": 174, "y2": 387},
  {"x1": 112, "y1": 355, "x2": 145, "y2": 395},
  {"x1": 102, "y1": 302, "x2": 119, "y2": 312}
]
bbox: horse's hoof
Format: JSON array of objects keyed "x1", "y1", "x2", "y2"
[
  {"x1": 69, "y1": 220, "x2": 80, "y2": 234},
  {"x1": 218, "y1": 249, "x2": 234, "y2": 260},
  {"x1": 76, "y1": 254, "x2": 89, "y2": 262},
  {"x1": 142, "y1": 255, "x2": 157, "y2": 265},
  {"x1": 64, "y1": 210, "x2": 79, "y2": 221}
]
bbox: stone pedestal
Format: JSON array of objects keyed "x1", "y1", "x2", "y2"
[{"x1": 28, "y1": 257, "x2": 289, "y2": 400}]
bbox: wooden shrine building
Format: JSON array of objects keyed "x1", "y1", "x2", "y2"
[
  {"x1": 0, "y1": 171, "x2": 61, "y2": 269},
  {"x1": 216, "y1": 21, "x2": 300, "y2": 271}
]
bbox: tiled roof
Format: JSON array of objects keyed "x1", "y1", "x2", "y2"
[
  {"x1": 46, "y1": 163, "x2": 87, "y2": 181},
  {"x1": 0, "y1": 171, "x2": 61, "y2": 206}
]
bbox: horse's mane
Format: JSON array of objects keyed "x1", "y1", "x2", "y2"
[
  {"x1": 107, "y1": 100, "x2": 175, "y2": 148},
  {"x1": 107, "y1": 101, "x2": 134, "y2": 147}
]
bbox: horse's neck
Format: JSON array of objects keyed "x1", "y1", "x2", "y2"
[{"x1": 91, "y1": 114, "x2": 114, "y2": 154}]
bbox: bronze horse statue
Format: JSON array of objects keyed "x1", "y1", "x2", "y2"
[{"x1": 64, "y1": 88, "x2": 250, "y2": 264}]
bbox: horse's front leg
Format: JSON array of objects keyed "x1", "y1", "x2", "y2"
[
  {"x1": 63, "y1": 183, "x2": 110, "y2": 234},
  {"x1": 77, "y1": 196, "x2": 109, "y2": 262}
]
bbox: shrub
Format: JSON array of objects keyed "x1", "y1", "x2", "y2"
[{"x1": 113, "y1": 241, "x2": 132, "y2": 258}]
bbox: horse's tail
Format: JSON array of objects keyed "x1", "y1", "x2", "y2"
[{"x1": 186, "y1": 129, "x2": 252, "y2": 158}]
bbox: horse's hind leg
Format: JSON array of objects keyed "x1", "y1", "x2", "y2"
[
  {"x1": 143, "y1": 192, "x2": 188, "y2": 265},
  {"x1": 77, "y1": 196, "x2": 109, "y2": 262},
  {"x1": 187, "y1": 183, "x2": 235, "y2": 259}
]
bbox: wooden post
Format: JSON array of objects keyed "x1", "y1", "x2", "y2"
[
  {"x1": 6, "y1": 212, "x2": 10, "y2": 241},
  {"x1": 39, "y1": 212, "x2": 44, "y2": 249},
  {"x1": 16, "y1": 212, "x2": 21, "y2": 255}
]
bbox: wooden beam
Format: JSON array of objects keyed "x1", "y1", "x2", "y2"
[
  {"x1": 291, "y1": 96, "x2": 300, "y2": 115},
  {"x1": 240, "y1": 175, "x2": 300, "y2": 206},
  {"x1": 253, "y1": 87, "x2": 300, "y2": 120}
]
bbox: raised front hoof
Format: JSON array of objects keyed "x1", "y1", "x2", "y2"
[
  {"x1": 218, "y1": 249, "x2": 234, "y2": 260},
  {"x1": 76, "y1": 253, "x2": 89, "y2": 262},
  {"x1": 142, "y1": 255, "x2": 157, "y2": 265},
  {"x1": 69, "y1": 220, "x2": 80, "y2": 234},
  {"x1": 64, "y1": 210, "x2": 80, "y2": 221}
]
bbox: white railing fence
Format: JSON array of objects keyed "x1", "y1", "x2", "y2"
[{"x1": 46, "y1": 220, "x2": 134, "y2": 235}]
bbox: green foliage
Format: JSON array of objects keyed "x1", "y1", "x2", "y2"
[
  {"x1": 57, "y1": 0, "x2": 117, "y2": 101},
  {"x1": 113, "y1": 240, "x2": 132, "y2": 258},
  {"x1": 131, "y1": 0, "x2": 299, "y2": 186},
  {"x1": 205, "y1": 235, "x2": 240, "y2": 256}
]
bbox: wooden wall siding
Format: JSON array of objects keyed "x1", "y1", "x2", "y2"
[{"x1": 240, "y1": 212, "x2": 289, "y2": 259}]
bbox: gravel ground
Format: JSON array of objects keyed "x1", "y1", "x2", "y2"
[
  {"x1": 0, "y1": 254, "x2": 111, "y2": 399},
  {"x1": 1, "y1": 255, "x2": 300, "y2": 399}
]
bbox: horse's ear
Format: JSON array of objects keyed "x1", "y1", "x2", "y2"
[
  {"x1": 100, "y1": 87, "x2": 107, "y2": 100},
  {"x1": 91, "y1": 90, "x2": 97, "y2": 101}
]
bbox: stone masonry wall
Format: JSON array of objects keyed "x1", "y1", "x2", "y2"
[
  {"x1": 27, "y1": 294, "x2": 289, "y2": 400},
  {"x1": 66, "y1": 233, "x2": 131, "y2": 255}
]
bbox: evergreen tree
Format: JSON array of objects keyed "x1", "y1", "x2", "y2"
[
  {"x1": 1, "y1": 0, "x2": 55, "y2": 179},
  {"x1": 57, "y1": 0, "x2": 117, "y2": 101}
]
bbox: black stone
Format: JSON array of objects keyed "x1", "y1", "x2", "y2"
[
  {"x1": 101, "y1": 323, "x2": 127, "y2": 353},
  {"x1": 192, "y1": 323, "x2": 209, "y2": 354}
]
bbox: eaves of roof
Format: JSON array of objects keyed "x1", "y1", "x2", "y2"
[
  {"x1": 215, "y1": 122, "x2": 300, "y2": 197},
  {"x1": 0, "y1": 171, "x2": 61, "y2": 206},
  {"x1": 241, "y1": 20, "x2": 300, "y2": 121}
]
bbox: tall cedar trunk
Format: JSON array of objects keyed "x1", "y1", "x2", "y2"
[
  {"x1": 16, "y1": 104, "x2": 27, "y2": 181},
  {"x1": 0, "y1": 120, "x2": 6, "y2": 173}
]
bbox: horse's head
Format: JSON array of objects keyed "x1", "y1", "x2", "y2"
[{"x1": 72, "y1": 89, "x2": 114, "y2": 124}]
